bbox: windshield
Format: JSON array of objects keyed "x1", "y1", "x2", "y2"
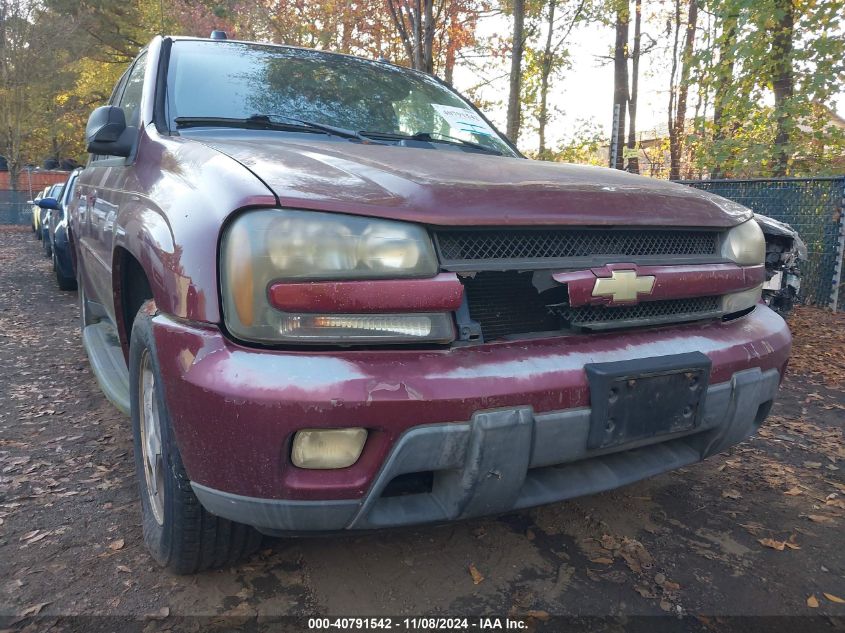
[{"x1": 166, "y1": 40, "x2": 516, "y2": 157}]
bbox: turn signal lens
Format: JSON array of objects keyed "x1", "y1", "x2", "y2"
[
  {"x1": 291, "y1": 428, "x2": 368, "y2": 469},
  {"x1": 721, "y1": 284, "x2": 763, "y2": 314}
]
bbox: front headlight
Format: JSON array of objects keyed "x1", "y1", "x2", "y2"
[
  {"x1": 721, "y1": 220, "x2": 765, "y2": 265},
  {"x1": 221, "y1": 209, "x2": 453, "y2": 344}
]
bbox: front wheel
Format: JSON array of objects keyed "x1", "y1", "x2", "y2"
[
  {"x1": 129, "y1": 301, "x2": 261, "y2": 573},
  {"x1": 53, "y1": 251, "x2": 77, "y2": 291}
]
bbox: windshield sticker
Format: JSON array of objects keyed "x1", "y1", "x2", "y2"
[{"x1": 432, "y1": 104, "x2": 495, "y2": 137}]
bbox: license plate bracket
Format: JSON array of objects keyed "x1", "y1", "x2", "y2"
[{"x1": 585, "y1": 352, "x2": 711, "y2": 450}]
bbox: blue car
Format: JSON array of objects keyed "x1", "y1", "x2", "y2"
[
  {"x1": 40, "y1": 171, "x2": 79, "y2": 289},
  {"x1": 38, "y1": 182, "x2": 65, "y2": 256}
]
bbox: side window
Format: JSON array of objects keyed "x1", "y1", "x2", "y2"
[
  {"x1": 108, "y1": 72, "x2": 129, "y2": 106},
  {"x1": 118, "y1": 53, "x2": 148, "y2": 129}
]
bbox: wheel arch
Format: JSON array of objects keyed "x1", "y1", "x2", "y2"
[{"x1": 113, "y1": 246, "x2": 157, "y2": 360}]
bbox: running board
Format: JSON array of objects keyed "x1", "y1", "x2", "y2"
[{"x1": 82, "y1": 322, "x2": 130, "y2": 416}]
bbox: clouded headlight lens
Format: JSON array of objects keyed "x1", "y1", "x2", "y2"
[
  {"x1": 220, "y1": 209, "x2": 452, "y2": 344},
  {"x1": 721, "y1": 220, "x2": 765, "y2": 265}
]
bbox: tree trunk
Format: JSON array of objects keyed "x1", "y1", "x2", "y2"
[
  {"x1": 771, "y1": 0, "x2": 794, "y2": 177},
  {"x1": 387, "y1": 0, "x2": 437, "y2": 74},
  {"x1": 610, "y1": 1, "x2": 629, "y2": 170},
  {"x1": 538, "y1": 0, "x2": 557, "y2": 158},
  {"x1": 711, "y1": 9, "x2": 738, "y2": 179},
  {"x1": 625, "y1": 0, "x2": 641, "y2": 173},
  {"x1": 506, "y1": 0, "x2": 525, "y2": 143},
  {"x1": 422, "y1": 0, "x2": 435, "y2": 74},
  {"x1": 669, "y1": 0, "x2": 697, "y2": 181}
]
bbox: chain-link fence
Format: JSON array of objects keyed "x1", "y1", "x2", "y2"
[
  {"x1": 0, "y1": 191, "x2": 34, "y2": 227},
  {"x1": 681, "y1": 177, "x2": 845, "y2": 311}
]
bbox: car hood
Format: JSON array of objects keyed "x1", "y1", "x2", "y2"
[{"x1": 192, "y1": 133, "x2": 752, "y2": 228}]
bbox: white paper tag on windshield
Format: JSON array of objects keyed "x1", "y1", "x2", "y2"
[{"x1": 432, "y1": 104, "x2": 495, "y2": 137}]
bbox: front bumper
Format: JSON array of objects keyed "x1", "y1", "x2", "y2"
[
  {"x1": 193, "y1": 366, "x2": 779, "y2": 533},
  {"x1": 151, "y1": 305, "x2": 790, "y2": 531}
]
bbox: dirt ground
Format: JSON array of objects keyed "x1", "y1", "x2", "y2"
[{"x1": 1, "y1": 226, "x2": 844, "y2": 632}]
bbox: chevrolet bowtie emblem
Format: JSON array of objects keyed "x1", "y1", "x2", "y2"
[{"x1": 592, "y1": 270, "x2": 656, "y2": 303}]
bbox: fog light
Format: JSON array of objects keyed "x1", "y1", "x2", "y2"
[{"x1": 291, "y1": 428, "x2": 367, "y2": 469}]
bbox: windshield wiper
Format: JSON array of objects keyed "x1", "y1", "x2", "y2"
[
  {"x1": 174, "y1": 115, "x2": 384, "y2": 144},
  {"x1": 255, "y1": 114, "x2": 385, "y2": 144},
  {"x1": 411, "y1": 132, "x2": 503, "y2": 155},
  {"x1": 175, "y1": 115, "x2": 322, "y2": 134},
  {"x1": 360, "y1": 130, "x2": 503, "y2": 155}
]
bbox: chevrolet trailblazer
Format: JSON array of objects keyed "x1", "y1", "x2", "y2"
[{"x1": 69, "y1": 34, "x2": 791, "y2": 573}]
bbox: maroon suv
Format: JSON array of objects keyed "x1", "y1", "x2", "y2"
[{"x1": 69, "y1": 34, "x2": 791, "y2": 573}]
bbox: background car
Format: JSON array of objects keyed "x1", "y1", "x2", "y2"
[
  {"x1": 755, "y1": 214, "x2": 807, "y2": 317},
  {"x1": 29, "y1": 186, "x2": 50, "y2": 236},
  {"x1": 39, "y1": 182, "x2": 64, "y2": 256},
  {"x1": 46, "y1": 169, "x2": 81, "y2": 290}
]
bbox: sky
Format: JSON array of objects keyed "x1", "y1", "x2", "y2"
[{"x1": 452, "y1": 13, "x2": 845, "y2": 153}]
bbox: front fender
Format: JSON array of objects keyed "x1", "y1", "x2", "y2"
[{"x1": 111, "y1": 128, "x2": 277, "y2": 326}]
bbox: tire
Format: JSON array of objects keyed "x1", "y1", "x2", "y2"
[
  {"x1": 53, "y1": 251, "x2": 77, "y2": 291},
  {"x1": 129, "y1": 301, "x2": 262, "y2": 574},
  {"x1": 42, "y1": 231, "x2": 52, "y2": 257}
]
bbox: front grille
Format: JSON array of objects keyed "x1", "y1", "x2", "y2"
[
  {"x1": 463, "y1": 271, "x2": 566, "y2": 341},
  {"x1": 436, "y1": 229, "x2": 719, "y2": 266},
  {"x1": 547, "y1": 296, "x2": 722, "y2": 330},
  {"x1": 461, "y1": 271, "x2": 723, "y2": 341}
]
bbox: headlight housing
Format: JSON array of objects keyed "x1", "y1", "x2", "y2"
[
  {"x1": 721, "y1": 220, "x2": 765, "y2": 265},
  {"x1": 220, "y1": 209, "x2": 454, "y2": 344}
]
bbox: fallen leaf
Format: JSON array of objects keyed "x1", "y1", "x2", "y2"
[
  {"x1": 663, "y1": 581, "x2": 681, "y2": 591},
  {"x1": 807, "y1": 595, "x2": 819, "y2": 608},
  {"x1": 783, "y1": 541, "x2": 802, "y2": 550},
  {"x1": 590, "y1": 557, "x2": 614, "y2": 565},
  {"x1": 784, "y1": 487, "x2": 803, "y2": 496},
  {"x1": 600, "y1": 534, "x2": 619, "y2": 550},
  {"x1": 116, "y1": 565, "x2": 131, "y2": 573},
  {"x1": 758, "y1": 538, "x2": 786, "y2": 551},
  {"x1": 524, "y1": 610, "x2": 550, "y2": 621},
  {"x1": 722, "y1": 489, "x2": 742, "y2": 500},
  {"x1": 804, "y1": 462, "x2": 822, "y2": 469},
  {"x1": 19, "y1": 602, "x2": 50, "y2": 617},
  {"x1": 826, "y1": 498, "x2": 845, "y2": 510},
  {"x1": 824, "y1": 593, "x2": 845, "y2": 604},
  {"x1": 469, "y1": 563, "x2": 484, "y2": 585},
  {"x1": 108, "y1": 538, "x2": 125, "y2": 551},
  {"x1": 805, "y1": 515, "x2": 833, "y2": 523},
  {"x1": 147, "y1": 606, "x2": 170, "y2": 620}
]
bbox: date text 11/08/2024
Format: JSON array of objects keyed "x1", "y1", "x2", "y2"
[{"x1": 308, "y1": 618, "x2": 530, "y2": 630}]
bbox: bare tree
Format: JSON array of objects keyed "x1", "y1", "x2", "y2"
[
  {"x1": 667, "y1": 0, "x2": 698, "y2": 180},
  {"x1": 609, "y1": 0, "x2": 629, "y2": 169},
  {"x1": 387, "y1": 0, "x2": 437, "y2": 73},
  {"x1": 537, "y1": 0, "x2": 587, "y2": 157},
  {"x1": 625, "y1": 0, "x2": 642, "y2": 173},
  {"x1": 506, "y1": 0, "x2": 526, "y2": 142}
]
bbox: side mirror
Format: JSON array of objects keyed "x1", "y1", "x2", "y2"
[
  {"x1": 86, "y1": 106, "x2": 133, "y2": 157},
  {"x1": 38, "y1": 197, "x2": 60, "y2": 210}
]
